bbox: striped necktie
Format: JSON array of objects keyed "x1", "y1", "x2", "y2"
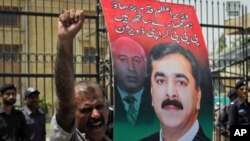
[{"x1": 123, "y1": 95, "x2": 137, "y2": 125}]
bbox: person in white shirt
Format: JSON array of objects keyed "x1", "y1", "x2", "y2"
[{"x1": 50, "y1": 9, "x2": 111, "y2": 141}]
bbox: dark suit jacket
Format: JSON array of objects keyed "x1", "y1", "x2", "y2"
[
  {"x1": 140, "y1": 125, "x2": 211, "y2": 141},
  {"x1": 114, "y1": 77, "x2": 159, "y2": 141},
  {"x1": 114, "y1": 82, "x2": 157, "y2": 126}
]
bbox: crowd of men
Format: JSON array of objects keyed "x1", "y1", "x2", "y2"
[{"x1": 0, "y1": 84, "x2": 45, "y2": 141}]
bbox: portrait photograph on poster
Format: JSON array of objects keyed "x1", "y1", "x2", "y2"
[{"x1": 101, "y1": 0, "x2": 213, "y2": 140}]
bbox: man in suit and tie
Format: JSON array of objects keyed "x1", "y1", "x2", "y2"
[
  {"x1": 141, "y1": 43, "x2": 210, "y2": 141},
  {"x1": 111, "y1": 36, "x2": 159, "y2": 141}
]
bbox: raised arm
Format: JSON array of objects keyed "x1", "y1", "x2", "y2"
[{"x1": 55, "y1": 9, "x2": 85, "y2": 132}]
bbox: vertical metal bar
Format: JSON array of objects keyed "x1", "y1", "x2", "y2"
[
  {"x1": 42, "y1": 0, "x2": 47, "y2": 135},
  {"x1": 228, "y1": 3, "x2": 233, "y2": 81},
  {"x1": 243, "y1": 5, "x2": 247, "y2": 79},
  {"x1": 50, "y1": 0, "x2": 55, "y2": 117},
  {"x1": 212, "y1": 1, "x2": 215, "y2": 71},
  {"x1": 25, "y1": 0, "x2": 30, "y2": 86},
  {"x1": 86, "y1": 1, "x2": 91, "y2": 77},
  {"x1": 59, "y1": 0, "x2": 61, "y2": 13},
  {"x1": 81, "y1": 0, "x2": 84, "y2": 81},
  {"x1": 99, "y1": 0, "x2": 108, "y2": 100},
  {"x1": 217, "y1": 2, "x2": 222, "y2": 140},
  {"x1": 26, "y1": 1, "x2": 30, "y2": 86},
  {"x1": 216, "y1": 1, "x2": 223, "y2": 141},
  {"x1": 194, "y1": 0, "x2": 197, "y2": 11},
  {"x1": 200, "y1": 0, "x2": 202, "y2": 22},
  {"x1": 234, "y1": 3, "x2": 241, "y2": 78},
  {"x1": 222, "y1": 2, "x2": 227, "y2": 116},
  {"x1": 2, "y1": 0, "x2": 6, "y2": 84},
  {"x1": 206, "y1": 0, "x2": 209, "y2": 68},
  {"x1": 35, "y1": 0, "x2": 38, "y2": 87},
  {"x1": 66, "y1": 0, "x2": 69, "y2": 10},
  {"x1": 10, "y1": 0, "x2": 14, "y2": 84},
  {"x1": 74, "y1": 0, "x2": 76, "y2": 9},
  {"x1": 246, "y1": 6, "x2": 249, "y2": 82},
  {"x1": 18, "y1": 0, "x2": 23, "y2": 104},
  {"x1": 42, "y1": 0, "x2": 46, "y2": 96},
  {"x1": 226, "y1": 1, "x2": 233, "y2": 90},
  {"x1": 96, "y1": 0, "x2": 100, "y2": 82}
]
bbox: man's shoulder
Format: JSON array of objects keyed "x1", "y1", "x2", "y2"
[
  {"x1": 223, "y1": 102, "x2": 235, "y2": 111},
  {"x1": 193, "y1": 126, "x2": 211, "y2": 141},
  {"x1": 20, "y1": 106, "x2": 28, "y2": 114},
  {"x1": 139, "y1": 132, "x2": 159, "y2": 141},
  {"x1": 13, "y1": 108, "x2": 25, "y2": 115},
  {"x1": 233, "y1": 98, "x2": 245, "y2": 106}
]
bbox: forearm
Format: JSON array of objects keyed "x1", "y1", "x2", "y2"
[
  {"x1": 55, "y1": 39, "x2": 76, "y2": 132},
  {"x1": 54, "y1": 9, "x2": 84, "y2": 132},
  {"x1": 228, "y1": 106, "x2": 237, "y2": 125}
]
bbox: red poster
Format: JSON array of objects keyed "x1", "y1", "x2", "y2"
[{"x1": 101, "y1": 0, "x2": 213, "y2": 140}]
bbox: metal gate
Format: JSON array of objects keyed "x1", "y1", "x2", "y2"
[{"x1": 0, "y1": 0, "x2": 249, "y2": 140}]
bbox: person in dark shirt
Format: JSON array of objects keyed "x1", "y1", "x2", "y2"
[
  {"x1": 228, "y1": 79, "x2": 250, "y2": 126},
  {"x1": 21, "y1": 87, "x2": 46, "y2": 141},
  {"x1": 0, "y1": 83, "x2": 28, "y2": 141},
  {"x1": 216, "y1": 88, "x2": 237, "y2": 137}
]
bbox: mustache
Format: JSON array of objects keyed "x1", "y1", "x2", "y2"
[
  {"x1": 3, "y1": 99, "x2": 16, "y2": 105},
  {"x1": 31, "y1": 99, "x2": 39, "y2": 103},
  {"x1": 87, "y1": 114, "x2": 104, "y2": 125},
  {"x1": 161, "y1": 99, "x2": 183, "y2": 110}
]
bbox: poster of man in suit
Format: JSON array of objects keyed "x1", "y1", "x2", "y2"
[{"x1": 101, "y1": 0, "x2": 213, "y2": 141}]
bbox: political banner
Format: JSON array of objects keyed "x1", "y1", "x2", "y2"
[{"x1": 101, "y1": 0, "x2": 213, "y2": 140}]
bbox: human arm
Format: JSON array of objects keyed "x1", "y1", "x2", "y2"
[
  {"x1": 228, "y1": 104, "x2": 238, "y2": 125},
  {"x1": 19, "y1": 110, "x2": 30, "y2": 141},
  {"x1": 55, "y1": 9, "x2": 85, "y2": 132}
]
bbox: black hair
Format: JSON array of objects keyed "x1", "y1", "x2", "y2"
[
  {"x1": 148, "y1": 42, "x2": 200, "y2": 88},
  {"x1": 75, "y1": 80, "x2": 109, "y2": 105}
]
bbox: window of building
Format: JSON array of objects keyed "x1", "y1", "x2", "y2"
[
  {"x1": 0, "y1": 6, "x2": 21, "y2": 27},
  {"x1": 83, "y1": 47, "x2": 97, "y2": 63},
  {"x1": 0, "y1": 45, "x2": 21, "y2": 61}
]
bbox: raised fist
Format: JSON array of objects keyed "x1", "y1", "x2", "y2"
[{"x1": 58, "y1": 9, "x2": 85, "y2": 41}]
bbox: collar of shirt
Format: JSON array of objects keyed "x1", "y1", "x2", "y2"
[
  {"x1": 23, "y1": 105, "x2": 32, "y2": 115},
  {"x1": 117, "y1": 86, "x2": 144, "y2": 115},
  {"x1": 235, "y1": 97, "x2": 247, "y2": 105},
  {"x1": 77, "y1": 130, "x2": 111, "y2": 141},
  {"x1": 23, "y1": 105, "x2": 43, "y2": 115},
  {"x1": 77, "y1": 130, "x2": 88, "y2": 141},
  {"x1": 160, "y1": 120, "x2": 199, "y2": 141}
]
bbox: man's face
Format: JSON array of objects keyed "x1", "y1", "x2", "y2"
[
  {"x1": 75, "y1": 85, "x2": 109, "y2": 141},
  {"x1": 150, "y1": 53, "x2": 201, "y2": 130},
  {"x1": 236, "y1": 85, "x2": 248, "y2": 100},
  {"x1": 25, "y1": 94, "x2": 39, "y2": 110},
  {"x1": 113, "y1": 40, "x2": 147, "y2": 93},
  {"x1": 1, "y1": 89, "x2": 17, "y2": 106}
]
